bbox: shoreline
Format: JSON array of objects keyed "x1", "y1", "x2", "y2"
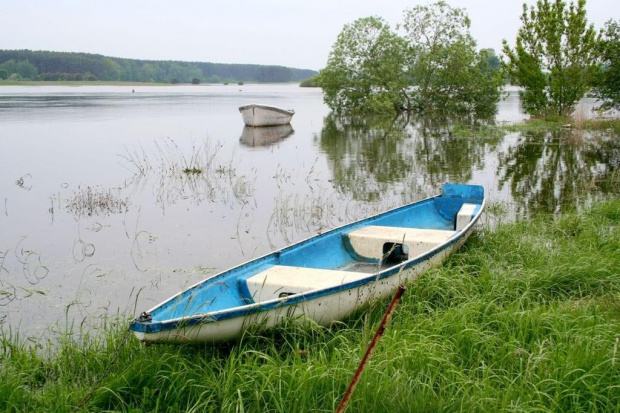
[
  {"x1": 0, "y1": 80, "x2": 300, "y2": 87},
  {"x1": 2, "y1": 198, "x2": 619, "y2": 410}
]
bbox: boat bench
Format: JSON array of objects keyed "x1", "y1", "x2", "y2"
[
  {"x1": 344, "y1": 203, "x2": 478, "y2": 261},
  {"x1": 455, "y1": 203, "x2": 479, "y2": 231},
  {"x1": 241, "y1": 265, "x2": 369, "y2": 303},
  {"x1": 345, "y1": 226, "x2": 456, "y2": 261}
]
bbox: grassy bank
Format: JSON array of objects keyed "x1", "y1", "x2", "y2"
[
  {"x1": 2, "y1": 200, "x2": 619, "y2": 412},
  {"x1": 501, "y1": 116, "x2": 620, "y2": 135}
]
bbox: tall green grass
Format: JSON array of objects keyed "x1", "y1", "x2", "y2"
[{"x1": 2, "y1": 200, "x2": 619, "y2": 412}]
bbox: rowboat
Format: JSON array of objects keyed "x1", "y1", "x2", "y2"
[
  {"x1": 129, "y1": 184, "x2": 485, "y2": 343},
  {"x1": 239, "y1": 124, "x2": 294, "y2": 147},
  {"x1": 239, "y1": 103, "x2": 295, "y2": 127}
]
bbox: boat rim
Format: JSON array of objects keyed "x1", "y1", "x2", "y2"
[{"x1": 238, "y1": 103, "x2": 295, "y2": 115}]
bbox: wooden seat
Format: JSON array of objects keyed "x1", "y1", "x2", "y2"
[
  {"x1": 346, "y1": 226, "x2": 456, "y2": 261},
  {"x1": 456, "y1": 203, "x2": 479, "y2": 230},
  {"x1": 242, "y1": 265, "x2": 369, "y2": 303}
]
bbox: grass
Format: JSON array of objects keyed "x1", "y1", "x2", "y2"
[
  {"x1": 1, "y1": 199, "x2": 620, "y2": 412},
  {"x1": 501, "y1": 115, "x2": 620, "y2": 135},
  {"x1": 581, "y1": 119, "x2": 620, "y2": 135},
  {"x1": 502, "y1": 116, "x2": 567, "y2": 133}
]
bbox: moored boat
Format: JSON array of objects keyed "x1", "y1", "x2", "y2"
[
  {"x1": 239, "y1": 103, "x2": 295, "y2": 127},
  {"x1": 129, "y1": 184, "x2": 485, "y2": 343}
]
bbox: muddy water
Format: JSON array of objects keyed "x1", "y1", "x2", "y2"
[{"x1": 0, "y1": 84, "x2": 617, "y2": 338}]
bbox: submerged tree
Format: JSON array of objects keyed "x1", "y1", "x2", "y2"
[
  {"x1": 592, "y1": 20, "x2": 620, "y2": 110},
  {"x1": 318, "y1": 17, "x2": 409, "y2": 114},
  {"x1": 318, "y1": 2, "x2": 503, "y2": 117},
  {"x1": 400, "y1": 1, "x2": 503, "y2": 117},
  {"x1": 502, "y1": 0, "x2": 598, "y2": 117}
]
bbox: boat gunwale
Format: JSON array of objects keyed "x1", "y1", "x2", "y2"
[
  {"x1": 130, "y1": 194, "x2": 485, "y2": 335},
  {"x1": 238, "y1": 103, "x2": 295, "y2": 116}
]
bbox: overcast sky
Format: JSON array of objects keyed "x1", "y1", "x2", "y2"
[{"x1": 1, "y1": 0, "x2": 617, "y2": 71}]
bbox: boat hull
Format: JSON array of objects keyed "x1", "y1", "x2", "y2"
[{"x1": 239, "y1": 104, "x2": 294, "y2": 127}]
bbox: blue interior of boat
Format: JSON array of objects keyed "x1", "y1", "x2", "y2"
[{"x1": 146, "y1": 184, "x2": 484, "y2": 323}]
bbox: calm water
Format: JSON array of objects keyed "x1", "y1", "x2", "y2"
[{"x1": 0, "y1": 84, "x2": 618, "y2": 338}]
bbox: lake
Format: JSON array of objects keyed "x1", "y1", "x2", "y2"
[{"x1": 0, "y1": 84, "x2": 617, "y2": 339}]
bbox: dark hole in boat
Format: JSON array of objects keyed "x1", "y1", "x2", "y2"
[
  {"x1": 279, "y1": 292, "x2": 296, "y2": 298},
  {"x1": 382, "y1": 243, "x2": 409, "y2": 266}
]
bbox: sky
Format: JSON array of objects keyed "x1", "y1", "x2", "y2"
[{"x1": 1, "y1": 0, "x2": 618, "y2": 71}]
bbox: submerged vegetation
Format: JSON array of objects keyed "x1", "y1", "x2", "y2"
[
  {"x1": 65, "y1": 185, "x2": 129, "y2": 218},
  {"x1": 2, "y1": 199, "x2": 619, "y2": 411}
]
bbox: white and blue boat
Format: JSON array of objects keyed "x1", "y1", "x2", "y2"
[{"x1": 130, "y1": 184, "x2": 484, "y2": 343}]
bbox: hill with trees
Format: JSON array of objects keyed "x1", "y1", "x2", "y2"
[{"x1": 0, "y1": 50, "x2": 317, "y2": 84}]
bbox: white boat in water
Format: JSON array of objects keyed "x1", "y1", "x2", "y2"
[{"x1": 239, "y1": 103, "x2": 295, "y2": 127}]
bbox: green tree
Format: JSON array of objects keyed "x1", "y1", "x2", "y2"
[
  {"x1": 502, "y1": 0, "x2": 598, "y2": 116},
  {"x1": 102, "y1": 57, "x2": 123, "y2": 81},
  {"x1": 318, "y1": 16, "x2": 409, "y2": 114},
  {"x1": 593, "y1": 20, "x2": 620, "y2": 110},
  {"x1": 481, "y1": 48, "x2": 501, "y2": 72},
  {"x1": 0, "y1": 59, "x2": 38, "y2": 80},
  {"x1": 399, "y1": 1, "x2": 503, "y2": 117}
]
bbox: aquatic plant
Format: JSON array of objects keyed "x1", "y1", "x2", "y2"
[
  {"x1": 120, "y1": 138, "x2": 255, "y2": 210},
  {"x1": 65, "y1": 186, "x2": 129, "y2": 218}
]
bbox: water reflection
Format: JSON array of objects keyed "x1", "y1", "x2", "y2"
[
  {"x1": 239, "y1": 125, "x2": 294, "y2": 147},
  {"x1": 318, "y1": 112, "x2": 618, "y2": 217},
  {"x1": 318, "y1": 114, "x2": 505, "y2": 201},
  {"x1": 319, "y1": 114, "x2": 415, "y2": 201},
  {"x1": 413, "y1": 118, "x2": 504, "y2": 186},
  {"x1": 497, "y1": 129, "x2": 620, "y2": 215}
]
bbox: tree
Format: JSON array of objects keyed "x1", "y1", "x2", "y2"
[
  {"x1": 399, "y1": 1, "x2": 503, "y2": 117},
  {"x1": 0, "y1": 59, "x2": 38, "y2": 80},
  {"x1": 481, "y1": 48, "x2": 501, "y2": 72},
  {"x1": 318, "y1": 16, "x2": 410, "y2": 114},
  {"x1": 102, "y1": 57, "x2": 123, "y2": 81},
  {"x1": 502, "y1": 0, "x2": 598, "y2": 117},
  {"x1": 592, "y1": 20, "x2": 620, "y2": 110},
  {"x1": 318, "y1": 2, "x2": 503, "y2": 117}
]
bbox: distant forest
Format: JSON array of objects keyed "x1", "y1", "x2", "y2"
[{"x1": 0, "y1": 50, "x2": 317, "y2": 83}]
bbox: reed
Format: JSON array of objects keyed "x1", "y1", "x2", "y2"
[
  {"x1": 580, "y1": 118, "x2": 620, "y2": 135},
  {"x1": 120, "y1": 138, "x2": 255, "y2": 209},
  {"x1": 65, "y1": 185, "x2": 129, "y2": 218},
  {"x1": 1, "y1": 199, "x2": 619, "y2": 412}
]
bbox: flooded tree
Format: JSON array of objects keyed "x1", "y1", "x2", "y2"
[
  {"x1": 318, "y1": 17, "x2": 409, "y2": 115},
  {"x1": 318, "y1": 2, "x2": 503, "y2": 117},
  {"x1": 400, "y1": 1, "x2": 503, "y2": 117}
]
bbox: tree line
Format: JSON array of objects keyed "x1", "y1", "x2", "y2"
[
  {"x1": 317, "y1": 0, "x2": 619, "y2": 118},
  {"x1": 0, "y1": 50, "x2": 317, "y2": 84}
]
